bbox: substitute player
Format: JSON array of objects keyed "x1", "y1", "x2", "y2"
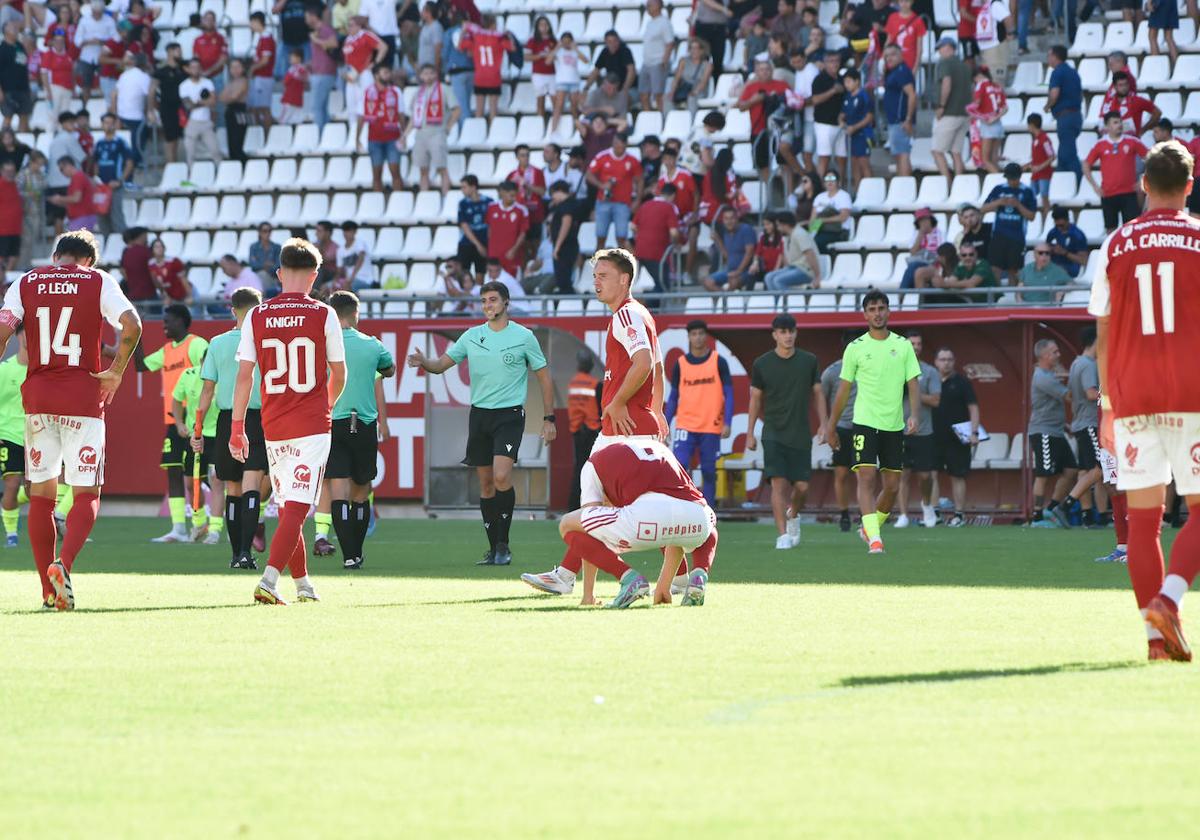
[
  {"x1": 1061, "y1": 326, "x2": 1102, "y2": 526},
  {"x1": 232, "y1": 238, "x2": 346, "y2": 606},
  {"x1": 522, "y1": 439, "x2": 717, "y2": 608},
  {"x1": 407, "y1": 280, "x2": 555, "y2": 566},
  {"x1": 0, "y1": 326, "x2": 28, "y2": 548},
  {"x1": 826, "y1": 290, "x2": 921, "y2": 555},
  {"x1": 666, "y1": 319, "x2": 734, "y2": 507},
  {"x1": 1090, "y1": 139, "x2": 1200, "y2": 662},
  {"x1": 895, "y1": 330, "x2": 941, "y2": 529},
  {"x1": 326, "y1": 290, "x2": 395, "y2": 570},
  {"x1": 134, "y1": 303, "x2": 208, "y2": 543},
  {"x1": 0, "y1": 229, "x2": 142, "y2": 610},
  {"x1": 194, "y1": 287, "x2": 268, "y2": 569}
]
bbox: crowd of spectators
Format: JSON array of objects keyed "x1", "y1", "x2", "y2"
[{"x1": 0, "y1": 0, "x2": 1196, "y2": 309}]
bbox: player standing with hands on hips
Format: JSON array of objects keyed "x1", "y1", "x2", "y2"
[
  {"x1": 231, "y1": 238, "x2": 346, "y2": 606},
  {"x1": 1090, "y1": 139, "x2": 1200, "y2": 662},
  {"x1": 407, "y1": 280, "x2": 555, "y2": 567},
  {"x1": 0, "y1": 230, "x2": 142, "y2": 610},
  {"x1": 826, "y1": 290, "x2": 921, "y2": 555}
]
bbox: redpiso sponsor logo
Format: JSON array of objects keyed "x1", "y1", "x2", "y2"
[
  {"x1": 29, "y1": 448, "x2": 42, "y2": 468},
  {"x1": 77, "y1": 446, "x2": 98, "y2": 472},
  {"x1": 1125, "y1": 443, "x2": 1139, "y2": 469}
]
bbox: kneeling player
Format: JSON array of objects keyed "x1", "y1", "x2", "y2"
[
  {"x1": 522, "y1": 439, "x2": 717, "y2": 608},
  {"x1": 232, "y1": 238, "x2": 346, "y2": 605},
  {"x1": 0, "y1": 230, "x2": 141, "y2": 610}
]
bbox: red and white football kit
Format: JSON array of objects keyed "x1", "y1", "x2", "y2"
[
  {"x1": 593, "y1": 296, "x2": 663, "y2": 452},
  {"x1": 252, "y1": 32, "x2": 276, "y2": 78},
  {"x1": 362, "y1": 83, "x2": 406, "y2": 142},
  {"x1": 578, "y1": 440, "x2": 716, "y2": 555},
  {"x1": 1085, "y1": 136, "x2": 1148, "y2": 197},
  {"x1": 460, "y1": 25, "x2": 510, "y2": 89},
  {"x1": 1089, "y1": 209, "x2": 1200, "y2": 495},
  {"x1": 485, "y1": 200, "x2": 529, "y2": 275},
  {"x1": 1100, "y1": 91, "x2": 1156, "y2": 136},
  {"x1": 588, "y1": 149, "x2": 642, "y2": 205},
  {"x1": 657, "y1": 164, "x2": 696, "y2": 216},
  {"x1": 1, "y1": 264, "x2": 134, "y2": 485},
  {"x1": 507, "y1": 164, "x2": 546, "y2": 225},
  {"x1": 236, "y1": 293, "x2": 345, "y2": 506},
  {"x1": 192, "y1": 31, "x2": 228, "y2": 74}
]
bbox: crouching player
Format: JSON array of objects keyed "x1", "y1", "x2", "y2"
[
  {"x1": 232, "y1": 238, "x2": 346, "y2": 605},
  {"x1": 521, "y1": 439, "x2": 717, "y2": 608}
]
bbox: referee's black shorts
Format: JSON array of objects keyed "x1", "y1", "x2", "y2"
[
  {"x1": 214, "y1": 409, "x2": 268, "y2": 482},
  {"x1": 463, "y1": 405, "x2": 526, "y2": 467},
  {"x1": 327, "y1": 416, "x2": 379, "y2": 485}
]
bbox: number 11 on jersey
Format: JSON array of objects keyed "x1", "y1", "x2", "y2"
[{"x1": 1135, "y1": 262, "x2": 1175, "y2": 336}]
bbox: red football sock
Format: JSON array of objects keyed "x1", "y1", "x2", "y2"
[
  {"x1": 1112, "y1": 493, "x2": 1128, "y2": 545},
  {"x1": 59, "y1": 492, "x2": 99, "y2": 573},
  {"x1": 560, "y1": 546, "x2": 582, "y2": 575},
  {"x1": 28, "y1": 495, "x2": 56, "y2": 599},
  {"x1": 1166, "y1": 505, "x2": 1200, "y2": 587},
  {"x1": 564, "y1": 531, "x2": 630, "y2": 580},
  {"x1": 288, "y1": 530, "x2": 308, "y2": 579},
  {"x1": 268, "y1": 501, "x2": 308, "y2": 572},
  {"x1": 1126, "y1": 506, "x2": 1166, "y2": 609},
  {"x1": 691, "y1": 531, "x2": 718, "y2": 572}
]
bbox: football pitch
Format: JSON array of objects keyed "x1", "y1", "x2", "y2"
[{"x1": 1, "y1": 517, "x2": 1198, "y2": 838}]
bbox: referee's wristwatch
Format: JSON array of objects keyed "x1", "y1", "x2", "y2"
[{"x1": 543, "y1": 414, "x2": 556, "y2": 423}]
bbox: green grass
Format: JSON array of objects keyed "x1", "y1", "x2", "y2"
[{"x1": 1, "y1": 517, "x2": 1198, "y2": 838}]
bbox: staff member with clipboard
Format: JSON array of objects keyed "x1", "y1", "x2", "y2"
[{"x1": 932, "y1": 346, "x2": 982, "y2": 528}]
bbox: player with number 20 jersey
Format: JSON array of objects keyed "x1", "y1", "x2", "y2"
[
  {"x1": 233, "y1": 238, "x2": 346, "y2": 606},
  {"x1": 1089, "y1": 139, "x2": 1200, "y2": 662}
]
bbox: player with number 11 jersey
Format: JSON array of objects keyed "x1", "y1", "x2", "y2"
[{"x1": 234, "y1": 238, "x2": 346, "y2": 606}]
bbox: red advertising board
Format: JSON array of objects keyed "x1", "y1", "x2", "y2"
[{"x1": 104, "y1": 307, "x2": 1094, "y2": 511}]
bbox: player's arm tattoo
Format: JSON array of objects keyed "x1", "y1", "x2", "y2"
[{"x1": 111, "y1": 310, "x2": 143, "y2": 375}]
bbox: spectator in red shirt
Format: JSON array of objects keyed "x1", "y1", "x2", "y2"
[
  {"x1": 194, "y1": 11, "x2": 228, "y2": 87},
  {"x1": 248, "y1": 11, "x2": 276, "y2": 127},
  {"x1": 120, "y1": 226, "x2": 155, "y2": 301},
  {"x1": 40, "y1": 30, "x2": 74, "y2": 117},
  {"x1": 1102, "y1": 71, "x2": 1160, "y2": 137},
  {"x1": 0, "y1": 161, "x2": 21, "y2": 270},
  {"x1": 148, "y1": 236, "x2": 192, "y2": 303},
  {"x1": 631, "y1": 182, "x2": 680, "y2": 292},
  {"x1": 1084, "y1": 111, "x2": 1148, "y2": 232},
  {"x1": 1025, "y1": 112, "x2": 1055, "y2": 218},
  {"x1": 278, "y1": 48, "x2": 309, "y2": 124},
  {"x1": 525, "y1": 15, "x2": 556, "y2": 121},
  {"x1": 507, "y1": 143, "x2": 546, "y2": 244},
  {"x1": 737, "y1": 56, "x2": 790, "y2": 184},
  {"x1": 48, "y1": 156, "x2": 97, "y2": 231},
  {"x1": 957, "y1": 0, "x2": 982, "y2": 64},
  {"x1": 656, "y1": 145, "x2": 696, "y2": 217},
  {"x1": 485, "y1": 181, "x2": 530, "y2": 276},
  {"x1": 884, "y1": 0, "x2": 927, "y2": 73},
  {"x1": 358, "y1": 63, "x2": 408, "y2": 192},
  {"x1": 460, "y1": 14, "x2": 513, "y2": 123},
  {"x1": 586, "y1": 130, "x2": 643, "y2": 250},
  {"x1": 342, "y1": 16, "x2": 387, "y2": 142},
  {"x1": 750, "y1": 212, "x2": 784, "y2": 288}
]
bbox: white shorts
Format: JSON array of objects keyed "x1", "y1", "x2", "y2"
[
  {"x1": 532, "y1": 72, "x2": 555, "y2": 98},
  {"x1": 814, "y1": 122, "x2": 846, "y2": 158},
  {"x1": 26, "y1": 413, "x2": 106, "y2": 486},
  {"x1": 266, "y1": 433, "x2": 331, "y2": 506},
  {"x1": 580, "y1": 492, "x2": 715, "y2": 555},
  {"x1": 346, "y1": 69, "x2": 374, "y2": 119},
  {"x1": 1100, "y1": 446, "x2": 1119, "y2": 487},
  {"x1": 589, "y1": 433, "x2": 660, "y2": 456},
  {"x1": 1113, "y1": 413, "x2": 1200, "y2": 496}
]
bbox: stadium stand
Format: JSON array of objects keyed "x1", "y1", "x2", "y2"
[{"x1": 0, "y1": 0, "x2": 1194, "y2": 312}]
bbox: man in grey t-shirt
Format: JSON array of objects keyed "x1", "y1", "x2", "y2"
[
  {"x1": 820, "y1": 329, "x2": 860, "y2": 532},
  {"x1": 897, "y1": 331, "x2": 942, "y2": 528},
  {"x1": 1029, "y1": 339, "x2": 1077, "y2": 527},
  {"x1": 931, "y1": 38, "x2": 972, "y2": 181},
  {"x1": 1063, "y1": 326, "x2": 1102, "y2": 526}
]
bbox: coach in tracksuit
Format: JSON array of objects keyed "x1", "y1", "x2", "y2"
[{"x1": 666, "y1": 320, "x2": 733, "y2": 506}]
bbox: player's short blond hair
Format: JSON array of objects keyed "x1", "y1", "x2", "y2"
[
  {"x1": 591, "y1": 248, "x2": 638, "y2": 285},
  {"x1": 280, "y1": 237, "x2": 322, "y2": 271},
  {"x1": 1144, "y1": 140, "x2": 1194, "y2": 196}
]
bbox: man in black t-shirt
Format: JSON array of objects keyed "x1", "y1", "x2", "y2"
[
  {"x1": 153, "y1": 43, "x2": 188, "y2": 163},
  {"x1": 586, "y1": 31, "x2": 636, "y2": 93},
  {"x1": 955, "y1": 203, "x2": 992, "y2": 262},
  {"x1": 0, "y1": 22, "x2": 31, "y2": 132},
  {"x1": 809, "y1": 51, "x2": 847, "y2": 177},
  {"x1": 546, "y1": 181, "x2": 581, "y2": 293},
  {"x1": 932, "y1": 346, "x2": 980, "y2": 527}
]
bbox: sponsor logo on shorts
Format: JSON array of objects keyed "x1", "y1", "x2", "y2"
[
  {"x1": 77, "y1": 446, "x2": 98, "y2": 472},
  {"x1": 1125, "y1": 442, "x2": 1139, "y2": 469},
  {"x1": 1191, "y1": 443, "x2": 1200, "y2": 476},
  {"x1": 292, "y1": 464, "x2": 312, "y2": 491},
  {"x1": 660, "y1": 524, "x2": 703, "y2": 537},
  {"x1": 637, "y1": 521, "x2": 659, "y2": 541},
  {"x1": 275, "y1": 443, "x2": 302, "y2": 458},
  {"x1": 29, "y1": 447, "x2": 41, "y2": 468}
]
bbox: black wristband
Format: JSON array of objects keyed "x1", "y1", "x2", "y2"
[{"x1": 543, "y1": 414, "x2": 556, "y2": 423}]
